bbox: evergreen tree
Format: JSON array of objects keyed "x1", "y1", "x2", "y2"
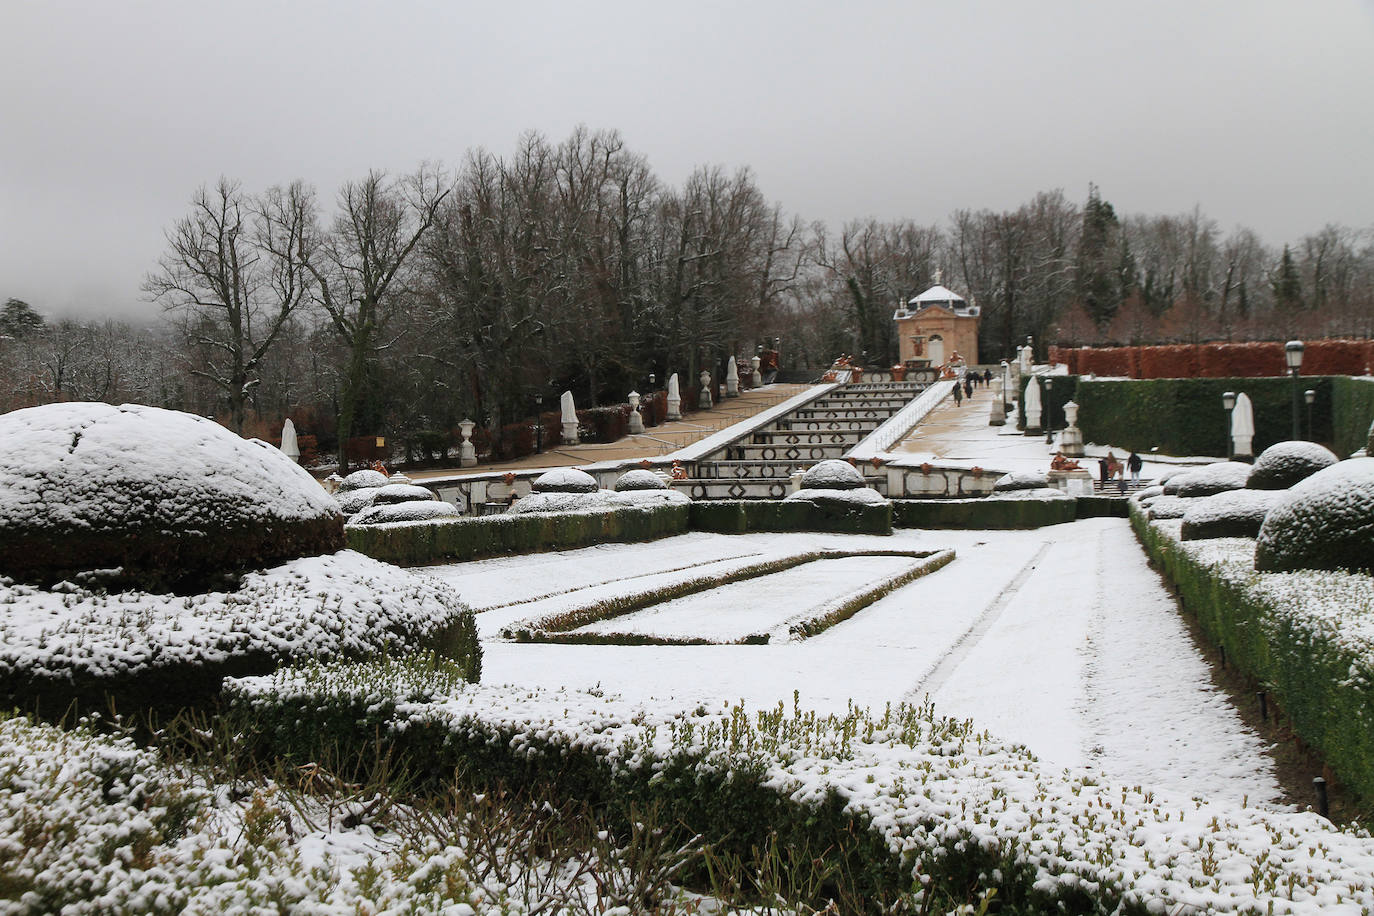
[
  {"x1": 0, "y1": 298, "x2": 44, "y2": 338},
  {"x1": 1272, "y1": 245, "x2": 1304, "y2": 311},
  {"x1": 1075, "y1": 184, "x2": 1121, "y2": 325}
]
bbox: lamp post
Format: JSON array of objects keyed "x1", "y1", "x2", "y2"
[
  {"x1": 1044, "y1": 377, "x2": 1054, "y2": 445},
  {"x1": 1305, "y1": 389, "x2": 1316, "y2": 441},
  {"x1": 1285, "y1": 340, "x2": 1305, "y2": 441},
  {"x1": 1222, "y1": 391, "x2": 1236, "y2": 459},
  {"x1": 1001, "y1": 359, "x2": 1011, "y2": 415},
  {"x1": 534, "y1": 393, "x2": 544, "y2": 454}
]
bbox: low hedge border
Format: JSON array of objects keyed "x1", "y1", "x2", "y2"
[
  {"x1": 892, "y1": 496, "x2": 1077, "y2": 529},
  {"x1": 346, "y1": 503, "x2": 690, "y2": 565},
  {"x1": 689, "y1": 499, "x2": 893, "y2": 535},
  {"x1": 502, "y1": 548, "x2": 938, "y2": 643},
  {"x1": 225, "y1": 656, "x2": 1374, "y2": 914},
  {"x1": 1130, "y1": 502, "x2": 1374, "y2": 801}
]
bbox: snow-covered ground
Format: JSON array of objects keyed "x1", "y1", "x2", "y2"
[{"x1": 424, "y1": 517, "x2": 1284, "y2": 808}]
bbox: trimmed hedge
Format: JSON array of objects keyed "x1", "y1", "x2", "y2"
[
  {"x1": 1131, "y1": 504, "x2": 1374, "y2": 801},
  {"x1": 892, "y1": 496, "x2": 1076, "y2": 529},
  {"x1": 1022, "y1": 375, "x2": 1338, "y2": 457},
  {"x1": 1331, "y1": 376, "x2": 1374, "y2": 457},
  {"x1": 1074, "y1": 495, "x2": 1129, "y2": 519},
  {"x1": 688, "y1": 500, "x2": 893, "y2": 536},
  {"x1": 346, "y1": 503, "x2": 690, "y2": 565}
]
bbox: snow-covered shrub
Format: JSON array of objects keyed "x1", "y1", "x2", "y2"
[
  {"x1": 0, "y1": 402, "x2": 343, "y2": 590},
  {"x1": 507, "y1": 488, "x2": 688, "y2": 514},
  {"x1": 229, "y1": 662, "x2": 1374, "y2": 915},
  {"x1": 784, "y1": 486, "x2": 886, "y2": 506},
  {"x1": 612, "y1": 468, "x2": 669, "y2": 491},
  {"x1": 689, "y1": 500, "x2": 893, "y2": 536},
  {"x1": 992, "y1": 470, "x2": 1048, "y2": 491},
  {"x1": 0, "y1": 551, "x2": 480, "y2": 715},
  {"x1": 371, "y1": 482, "x2": 437, "y2": 505},
  {"x1": 986, "y1": 486, "x2": 1072, "y2": 501},
  {"x1": 349, "y1": 500, "x2": 462, "y2": 525},
  {"x1": 892, "y1": 495, "x2": 1076, "y2": 529},
  {"x1": 1246, "y1": 440, "x2": 1339, "y2": 490},
  {"x1": 338, "y1": 468, "x2": 389, "y2": 491},
  {"x1": 1145, "y1": 495, "x2": 1192, "y2": 519},
  {"x1": 1256, "y1": 457, "x2": 1374, "y2": 573},
  {"x1": 335, "y1": 486, "x2": 382, "y2": 514},
  {"x1": 799, "y1": 458, "x2": 865, "y2": 490},
  {"x1": 532, "y1": 467, "x2": 598, "y2": 493},
  {"x1": 1174, "y1": 461, "x2": 1251, "y2": 497},
  {"x1": 1180, "y1": 488, "x2": 1281, "y2": 540},
  {"x1": 1130, "y1": 485, "x2": 1164, "y2": 502}
]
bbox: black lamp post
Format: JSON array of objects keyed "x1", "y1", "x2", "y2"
[
  {"x1": 1044, "y1": 377, "x2": 1054, "y2": 445},
  {"x1": 1222, "y1": 391, "x2": 1236, "y2": 459},
  {"x1": 534, "y1": 393, "x2": 544, "y2": 454},
  {"x1": 1305, "y1": 389, "x2": 1316, "y2": 441},
  {"x1": 1285, "y1": 340, "x2": 1305, "y2": 441}
]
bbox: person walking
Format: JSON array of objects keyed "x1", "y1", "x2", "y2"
[
  {"x1": 952, "y1": 382, "x2": 963, "y2": 406},
  {"x1": 1127, "y1": 451, "x2": 1143, "y2": 486},
  {"x1": 964, "y1": 376, "x2": 974, "y2": 399},
  {"x1": 1098, "y1": 454, "x2": 1110, "y2": 487}
]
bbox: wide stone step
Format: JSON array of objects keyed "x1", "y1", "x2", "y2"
[
  {"x1": 736, "y1": 442, "x2": 849, "y2": 461},
  {"x1": 792, "y1": 406, "x2": 901, "y2": 421},
  {"x1": 694, "y1": 460, "x2": 802, "y2": 479},
  {"x1": 750, "y1": 430, "x2": 866, "y2": 446},
  {"x1": 810, "y1": 397, "x2": 913, "y2": 410},
  {"x1": 773, "y1": 418, "x2": 884, "y2": 433}
]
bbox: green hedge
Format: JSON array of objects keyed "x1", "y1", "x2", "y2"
[
  {"x1": 1020, "y1": 375, "x2": 1338, "y2": 457},
  {"x1": 1131, "y1": 505, "x2": 1374, "y2": 801},
  {"x1": 346, "y1": 503, "x2": 690, "y2": 564},
  {"x1": 892, "y1": 497, "x2": 1076, "y2": 529},
  {"x1": 1331, "y1": 376, "x2": 1374, "y2": 457},
  {"x1": 1074, "y1": 495, "x2": 1129, "y2": 519},
  {"x1": 688, "y1": 500, "x2": 893, "y2": 535}
]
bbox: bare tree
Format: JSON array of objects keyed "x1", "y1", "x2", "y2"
[{"x1": 144, "y1": 178, "x2": 315, "y2": 433}]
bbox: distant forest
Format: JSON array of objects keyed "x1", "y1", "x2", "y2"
[{"x1": 3, "y1": 127, "x2": 1372, "y2": 465}]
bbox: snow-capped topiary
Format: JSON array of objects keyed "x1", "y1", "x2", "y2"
[
  {"x1": 533, "y1": 467, "x2": 599, "y2": 493},
  {"x1": 1255, "y1": 458, "x2": 1374, "y2": 573},
  {"x1": 1180, "y1": 489, "x2": 1282, "y2": 541},
  {"x1": 0, "y1": 402, "x2": 343, "y2": 590},
  {"x1": 0, "y1": 550, "x2": 480, "y2": 714},
  {"x1": 335, "y1": 487, "x2": 382, "y2": 515},
  {"x1": 1131, "y1": 485, "x2": 1165, "y2": 502},
  {"x1": 994, "y1": 470, "x2": 1049, "y2": 491},
  {"x1": 507, "y1": 488, "x2": 688, "y2": 514},
  {"x1": 371, "y1": 483, "x2": 436, "y2": 505},
  {"x1": 1174, "y1": 462, "x2": 1251, "y2": 498},
  {"x1": 613, "y1": 469, "x2": 669, "y2": 491},
  {"x1": 1246, "y1": 441, "x2": 1339, "y2": 490},
  {"x1": 799, "y1": 459, "x2": 866, "y2": 490},
  {"x1": 349, "y1": 501, "x2": 462, "y2": 525},
  {"x1": 1146, "y1": 496, "x2": 1193, "y2": 520},
  {"x1": 338, "y1": 469, "x2": 389, "y2": 492},
  {"x1": 987, "y1": 487, "x2": 1073, "y2": 501},
  {"x1": 784, "y1": 486, "x2": 887, "y2": 505}
]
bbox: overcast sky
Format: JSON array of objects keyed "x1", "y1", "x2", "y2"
[{"x1": 3, "y1": 0, "x2": 1373, "y2": 322}]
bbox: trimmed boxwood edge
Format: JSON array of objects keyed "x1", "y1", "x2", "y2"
[
  {"x1": 1130, "y1": 502, "x2": 1374, "y2": 802},
  {"x1": 689, "y1": 500, "x2": 893, "y2": 536},
  {"x1": 892, "y1": 497, "x2": 1077, "y2": 529},
  {"x1": 504, "y1": 549, "x2": 937, "y2": 643}
]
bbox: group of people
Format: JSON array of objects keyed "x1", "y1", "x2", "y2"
[
  {"x1": 951, "y1": 368, "x2": 994, "y2": 406},
  {"x1": 1099, "y1": 450, "x2": 1143, "y2": 492}
]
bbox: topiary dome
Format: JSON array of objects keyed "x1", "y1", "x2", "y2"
[
  {"x1": 1246, "y1": 441, "x2": 1339, "y2": 490},
  {"x1": 613, "y1": 469, "x2": 669, "y2": 491},
  {"x1": 338, "y1": 469, "x2": 389, "y2": 492},
  {"x1": 1255, "y1": 458, "x2": 1374, "y2": 573},
  {"x1": 799, "y1": 459, "x2": 865, "y2": 490},
  {"x1": 1175, "y1": 462, "x2": 1251, "y2": 498},
  {"x1": 532, "y1": 467, "x2": 599, "y2": 493},
  {"x1": 0, "y1": 403, "x2": 343, "y2": 589},
  {"x1": 1180, "y1": 489, "x2": 1281, "y2": 541}
]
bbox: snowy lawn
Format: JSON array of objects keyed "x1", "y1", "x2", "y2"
[{"x1": 424, "y1": 518, "x2": 1284, "y2": 808}]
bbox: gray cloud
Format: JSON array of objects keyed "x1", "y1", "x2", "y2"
[{"x1": 3, "y1": 0, "x2": 1372, "y2": 321}]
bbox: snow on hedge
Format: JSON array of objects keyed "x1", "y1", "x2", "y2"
[
  {"x1": 338, "y1": 469, "x2": 389, "y2": 492},
  {"x1": 613, "y1": 468, "x2": 669, "y2": 491},
  {"x1": 783, "y1": 486, "x2": 886, "y2": 505},
  {"x1": 0, "y1": 550, "x2": 477, "y2": 688},
  {"x1": 1144, "y1": 495, "x2": 1193, "y2": 519},
  {"x1": 1248, "y1": 441, "x2": 1340, "y2": 490},
  {"x1": 986, "y1": 486, "x2": 1073, "y2": 501},
  {"x1": 1174, "y1": 461, "x2": 1252, "y2": 497},
  {"x1": 532, "y1": 467, "x2": 598, "y2": 493},
  {"x1": 992, "y1": 470, "x2": 1049, "y2": 491},
  {"x1": 0, "y1": 712, "x2": 572, "y2": 913},
  {"x1": 506, "y1": 488, "x2": 689, "y2": 514},
  {"x1": 1257, "y1": 457, "x2": 1374, "y2": 573},
  {"x1": 228, "y1": 663, "x2": 1374, "y2": 914},
  {"x1": 799, "y1": 458, "x2": 865, "y2": 490},
  {"x1": 334, "y1": 487, "x2": 381, "y2": 515},
  {"x1": 1180, "y1": 488, "x2": 1282, "y2": 540},
  {"x1": 0, "y1": 402, "x2": 342, "y2": 587},
  {"x1": 370, "y1": 483, "x2": 436, "y2": 505},
  {"x1": 348, "y1": 500, "x2": 462, "y2": 526}
]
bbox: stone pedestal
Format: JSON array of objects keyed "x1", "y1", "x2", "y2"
[
  {"x1": 628, "y1": 391, "x2": 645, "y2": 434},
  {"x1": 666, "y1": 374, "x2": 681, "y2": 420},
  {"x1": 989, "y1": 387, "x2": 1006, "y2": 426},
  {"x1": 458, "y1": 419, "x2": 477, "y2": 468},
  {"x1": 751, "y1": 355, "x2": 761, "y2": 388},
  {"x1": 1233, "y1": 434, "x2": 1253, "y2": 461},
  {"x1": 1058, "y1": 426, "x2": 1085, "y2": 457},
  {"x1": 699, "y1": 370, "x2": 713, "y2": 409},
  {"x1": 1048, "y1": 468, "x2": 1094, "y2": 497}
]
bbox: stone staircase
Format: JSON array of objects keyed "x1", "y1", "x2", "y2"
[{"x1": 678, "y1": 381, "x2": 929, "y2": 500}]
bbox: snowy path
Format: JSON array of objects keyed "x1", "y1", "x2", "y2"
[{"x1": 427, "y1": 520, "x2": 1283, "y2": 807}]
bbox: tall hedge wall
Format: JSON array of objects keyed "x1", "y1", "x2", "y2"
[
  {"x1": 1331, "y1": 376, "x2": 1374, "y2": 457},
  {"x1": 689, "y1": 500, "x2": 893, "y2": 535},
  {"x1": 891, "y1": 497, "x2": 1076, "y2": 529},
  {"x1": 1020, "y1": 375, "x2": 1338, "y2": 457}
]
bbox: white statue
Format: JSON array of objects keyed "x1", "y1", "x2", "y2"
[
  {"x1": 666, "y1": 373, "x2": 682, "y2": 420},
  {"x1": 560, "y1": 391, "x2": 579, "y2": 444},
  {"x1": 725, "y1": 356, "x2": 740, "y2": 397},
  {"x1": 280, "y1": 418, "x2": 300, "y2": 462},
  {"x1": 1232, "y1": 393, "x2": 1255, "y2": 459}
]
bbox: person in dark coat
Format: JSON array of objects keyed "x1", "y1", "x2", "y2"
[
  {"x1": 964, "y1": 376, "x2": 974, "y2": 398},
  {"x1": 952, "y1": 383, "x2": 963, "y2": 406},
  {"x1": 983, "y1": 369, "x2": 992, "y2": 385},
  {"x1": 1127, "y1": 451, "x2": 1143, "y2": 486}
]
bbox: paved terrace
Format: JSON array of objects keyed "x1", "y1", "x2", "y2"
[{"x1": 405, "y1": 384, "x2": 811, "y2": 480}]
